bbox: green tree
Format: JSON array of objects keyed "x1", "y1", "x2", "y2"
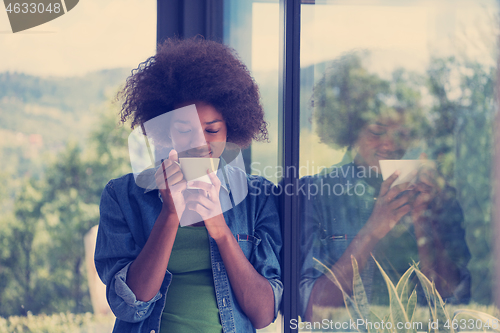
[
  {"x1": 0, "y1": 106, "x2": 130, "y2": 316},
  {"x1": 426, "y1": 57, "x2": 496, "y2": 304},
  {"x1": 0, "y1": 179, "x2": 47, "y2": 316},
  {"x1": 37, "y1": 108, "x2": 130, "y2": 313}
]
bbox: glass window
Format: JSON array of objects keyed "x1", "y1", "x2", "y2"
[
  {"x1": 298, "y1": 0, "x2": 498, "y2": 330},
  {"x1": 0, "y1": 0, "x2": 155, "y2": 328},
  {"x1": 224, "y1": 0, "x2": 280, "y2": 184},
  {"x1": 223, "y1": 1, "x2": 281, "y2": 331}
]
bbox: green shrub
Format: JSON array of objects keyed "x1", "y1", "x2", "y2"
[
  {"x1": 0, "y1": 312, "x2": 114, "y2": 333},
  {"x1": 314, "y1": 256, "x2": 500, "y2": 333}
]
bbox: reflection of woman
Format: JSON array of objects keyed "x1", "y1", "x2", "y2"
[
  {"x1": 300, "y1": 54, "x2": 470, "y2": 320},
  {"x1": 95, "y1": 38, "x2": 282, "y2": 333}
]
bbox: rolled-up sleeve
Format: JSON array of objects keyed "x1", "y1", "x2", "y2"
[
  {"x1": 95, "y1": 180, "x2": 170, "y2": 323},
  {"x1": 251, "y1": 178, "x2": 283, "y2": 319},
  {"x1": 110, "y1": 263, "x2": 163, "y2": 321}
]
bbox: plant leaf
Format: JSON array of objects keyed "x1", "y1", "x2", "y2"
[
  {"x1": 396, "y1": 265, "x2": 415, "y2": 306},
  {"x1": 313, "y1": 257, "x2": 367, "y2": 332},
  {"x1": 372, "y1": 255, "x2": 409, "y2": 333},
  {"x1": 406, "y1": 287, "x2": 417, "y2": 324},
  {"x1": 406, "y1": 287, "x2": 418, "y2": 333},
  {"x1": 414, "y1": 265, "x2": 452, "y2": 333},
  {"x1": 371, "y1": 311, "x2": 392, "y2": 333},
  {"x1": 413, "y1": 264, "x2": 437, "y2": 324},
  {"x1": 454, "y1": 309, "x2": 500, "y2": 332},
  {"x1": 432, "y1": 282, "x2": 452, "y2": 333},
  {"x1": 352, "y1": 255, "x2": 371, "y2": 321}
]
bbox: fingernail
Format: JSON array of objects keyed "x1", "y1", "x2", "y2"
[{"x1": 408, "y1": 185, "x2": 415, "y2": 190}]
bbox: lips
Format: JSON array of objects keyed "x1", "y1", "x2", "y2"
[
  {"x1": 376, "y1": 150, "x2": 404, "y2": 160},
  {"x1": 376, "y1": 153, "x2": 392, "y2": 159},
  {"x1": 185, "y1": 150, "x2": 212, "y2": 158}
]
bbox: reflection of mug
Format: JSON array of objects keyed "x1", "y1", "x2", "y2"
[
  {"x1": 379, "y1": 159, "x2": 434, "y2": 187},
  {"x1": 178, "y1": 158, "x2": 220, "y2": 189}
]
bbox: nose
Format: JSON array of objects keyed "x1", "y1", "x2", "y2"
[
  {"x1": 380, "y1": 132, "x2": 398, "y2": 151},
  {"x1": 189, "y1": 127, "x2": 208, "y2": 149}
]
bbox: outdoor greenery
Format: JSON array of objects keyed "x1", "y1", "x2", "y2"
[
  {"x1": 0, "y1": 70, "x2": 131, "y2": 318},
  {"x1": 0, "y1": 312, "x2": 114, "y2": 333},
  {"x1": 0, "y1": 108, "x2": 130, "y2": 316},
  {"x1": 315, "y1": 256, "x2": 500, "y2": 333}
]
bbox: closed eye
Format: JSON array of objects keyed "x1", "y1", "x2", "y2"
[
  {"x1": 368, "y1": 129, "x2": 386, "y2": 136},
  {"x1": 174, "y1": 123, "x2": 191, "y2": 133},
  {"x1": 367, "y1": 124, "x2": 386, "y2": 136}
]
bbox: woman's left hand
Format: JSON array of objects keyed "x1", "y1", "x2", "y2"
[
  {"x1": 185, "y1": 170, "x2": 229, "y2": 240},
  {"x1": 411, "y1": 153, "x2": 443, "y2": 221}
]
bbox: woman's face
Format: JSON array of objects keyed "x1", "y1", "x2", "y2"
[
  {"x1": 353, "y1": 115, "x2": 411, "y2": 171},
  {"x1": 169, "y1": 101, "x2": 227, "y2": 158}
]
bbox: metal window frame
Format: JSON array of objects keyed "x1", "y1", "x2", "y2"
[
  {"x1": 279, "y1": 0, "x2": 301, "y2": 332},
  {"x1": 157, "y1": 0, "x2": 223, "y2": 44}
]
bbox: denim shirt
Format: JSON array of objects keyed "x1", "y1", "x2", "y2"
[
  {"x1": 95, "y1": 164, "x2": 282, "y2": 333},
  {"x1": 299, "y1": 162, "x2": 471, "y2": 316}
]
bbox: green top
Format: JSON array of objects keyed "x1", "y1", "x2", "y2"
[{"x1": 160, "y1": 226, "x2": 222, "y2": 333}]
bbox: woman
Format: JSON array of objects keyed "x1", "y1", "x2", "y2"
[
  {"x1": 300, "y1": 53, "x2": 470, "y2": 320},
  {"x1": 95, "y1": 38, "x2": 282, "y2": 333}
]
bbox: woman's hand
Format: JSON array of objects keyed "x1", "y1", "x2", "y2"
[
  {"x1": 411, "y1": 153, "x2": 443, "y2": 222},
  {"x1": 185, "y1": 170, "x2": 229, "y2": 240},
  {"x1": 365, "y1": 171, "x2": 413, "y2": 239},
  {"x1": 305, "y1": 171, "x2": 412, "y2": 318},
  {"x1": 155, "y1": 149, "x2": 187, "y2": 219},
  {"x1": 185, "y1": 170, "x2": 274, "y2": 327}
]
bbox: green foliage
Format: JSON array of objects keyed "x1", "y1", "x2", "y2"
[
  {"x1": 0, "y1": 312, "x2": 114, "y2": 333},
  {"x1": 0, "y1": 70, "x2": 129, "y2": 113},
  {"x1": 0, "y1": 69, "x2": 130, "y2": 218},
  {"x1": 0, "y1": 180, "x2": 45, "y2": 316},
  {"x1": 311, "y1": 52, "x2": 430, "y2": 153},
  {"x1": 315, "y1": 256, "x2": 500, "y2": 333},
  {"x1": 312, "y1": 51, "x2": 392, "y2": 149},
  {"x1": 0, "y1": 106, "x2": 130, "y2": 317},
  {"x1": 425, "y1": 57, "x2": 496, "y2": 304}
]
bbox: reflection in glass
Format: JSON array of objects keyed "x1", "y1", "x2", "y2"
[{"x1": 299, "y1": 0, "x2": 497, "y2": 328}]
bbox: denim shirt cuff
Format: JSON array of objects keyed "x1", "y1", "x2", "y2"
[
  {"x1": 268, "y1": 278, "x2": 283, "y2": 320},
  {"x1": 446, "y1": 267, "x2": 471, "y2": 304},
  {"x1": 299, "y1": 278, "x2": 315, "y2": 318},
  {"x1": 114, "y1": 262, "x2": 163, "y2": 309}
]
